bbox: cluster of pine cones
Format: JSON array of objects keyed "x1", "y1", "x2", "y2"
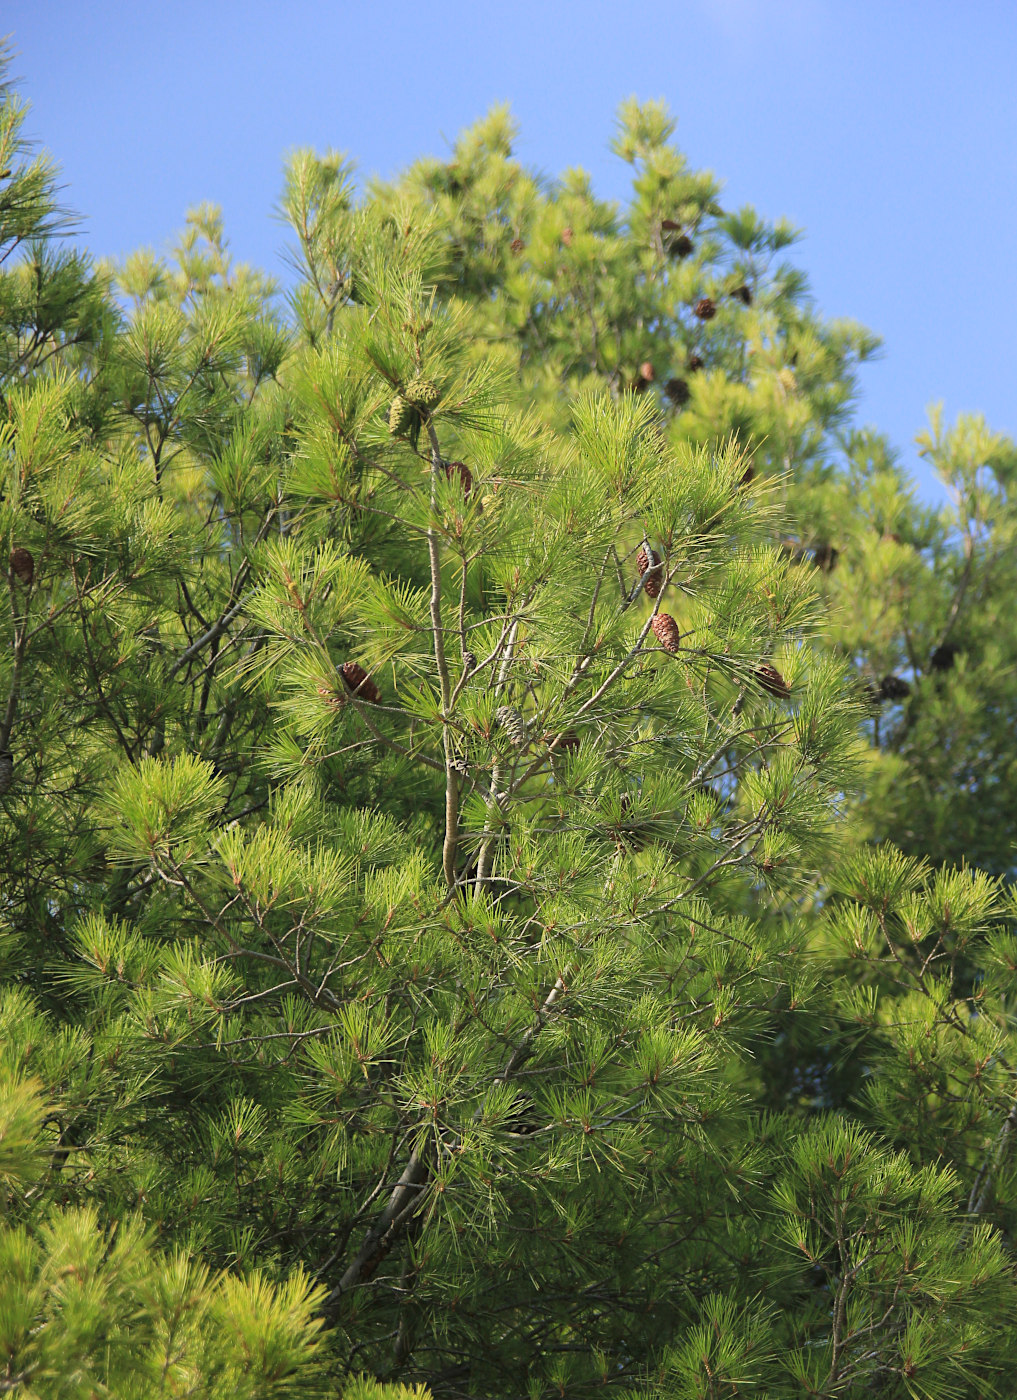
[
  {"x1": 635, "y1": 543, "x2": 791, "y2": 699},
  {"x1": 388, "y1": 375, "x2": 442, "y2": 441}
]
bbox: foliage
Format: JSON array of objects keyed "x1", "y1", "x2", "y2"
[{"x1": 3, "y1": 53, "x2": 1017, "y2": 1400}]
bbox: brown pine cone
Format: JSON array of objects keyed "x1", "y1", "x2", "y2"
[
  {"x1": 462, "y1": 650, "x2": 478, "y2": 676},
  {"x1": 9, "y1": 548, "x2": 34, "y2": 586},
  {"x1": 544, "y1": 729, "x2": 580, "y2": 755},
  {"x1": 687, "y1": 353, "x2": 704, "y2": 372},
  {"x1": 509, "y1": 237, "x2": 525, "y2": 254},
  {"x1": 340, "y1": 662, "x2": 381, "y2": 704},
  {"x1": 638, "y1": 360, "x2": 655, "y2": 383},
  {"x1": 664, "y1": 377, "x2": 690, "y2": 406},
  {"x1": 561, "y1": 226, "x2": 574, "y2": 248},
  {"x1": 670, "y1": 233, "x2": 694, "y2": 258},
  {"x1": 636, "y1": 546, "x2": 665, "y2": 599},
  {"x1": 878, "y1": 674, "x2": 911, "y2": 702},
  {"x1": 753, "y1": 663, "x2": 791, "y2": 700},
  {"x1": 730, "y1": 284, "x2": 752, "y2": 305},
  {"x1": 739, "y1": 464, "x2": 756, "y2": 487},
  {"x1": 860, "y1": 679, "x2": 882, "y2": 711},
  {"x1": 651, "y1": 613, "x2": 681, "y2": 654},
  {"x1": 443, "y1": 460, "x2": 474, "y2": 497},
  {"x1": 694, "y1": 297, "x2": 716, "y2": 321},
  {"x1": 661, "y1": 218, "x2": 681, "y2": 231}
]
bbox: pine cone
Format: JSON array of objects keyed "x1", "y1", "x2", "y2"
[
  {"x1": 0, "y1": 750, "x2": 11, "y2": 796},
  {"x1": 462, "y1": 650, "x2": 477, "y2": 676},
  {"x1": 9, "y1": 548, "x2": 34, "y2": 586},
  {"x1": 636, "y1": 546, "x2": 664, "y2": 599},
  {"x1": 340, "y1": 661, "x2": 381, "y2": 704},
  {"x1": 671, "y1": 233, "x2": 694, "y2": 259},
  {"x1": 661, "y1": 218, "x2": 681, "y2": 231},
  {"x1": 561, "y1": 226, "x2": 574, "y2": 248},
  {"x1": 404, "y1": 376, "x2": 441, "y2": 411},
  {"x1": 812, "y1": 542, "x2": 839, "y2": 572},
  {"x1": 739, "y1": 464, "x2": 756, "y2": 487},
  {"x1": 495, "y1": 704, "x2": 529, "y2": 748},
  {"x1": 651, "y1": 613, "x2": 681, "y2": 654},
  {"x1": 544, "y1": 729, "x2": 580, "y2": 754},
  {"x1": 638, "y1": 361, "x2": 655, "y2": 383},
  {"x1": 510, "y1": 237, "x2": 525, "y2": 254},
  {"x1": 730, "y1": 284, "x2": 752, "y2": 305},
  {"x1": 614, "y1": 792, "x2": 649, "y2": 854},
  {"x1": 664, "y1": 377, "x2": 690, "y2": 407},
  {"x1": 878, "y1": 674, "x2": 911, "y2": 702},
  {"x1": 860, "y1": 679, "x2": 882, "y2": 711},
  {"x1": 694, "y1": 297, "x2": 716, "y2": 321},
  {"x1": 929, "y1": 642, "x2": 958, "y2": 673},
  {"x1": 443, "y1": 460, "x2": 474, "y2": 497},
  {"x1": 388, "y1": 394, "x2": 415, "y2": 437},
  {"x1": 753, "y1": 663, "x2": 792, "y2": 700},
  {"x1": 687, "y1": 353, "x2": 704, "y2": 372}
]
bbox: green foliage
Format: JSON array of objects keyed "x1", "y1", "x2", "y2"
[{"x1": 3, "y1": 50, "x2": 1017, "y2": 1400}]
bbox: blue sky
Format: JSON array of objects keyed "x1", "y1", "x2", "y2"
[{"x1": 8, "y1": 1, "x2": 1015, "y2": 501}]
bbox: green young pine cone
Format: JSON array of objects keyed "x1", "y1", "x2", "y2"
[
  {"x1": 495, "y1": 704, "x2": 529, "y2": 749},
  {"x1": 388, "y1": 393, "x2": 416, "y2": 437},
  {"x1": 404, "y1": 376, "x2": 441, "y2": 410}
]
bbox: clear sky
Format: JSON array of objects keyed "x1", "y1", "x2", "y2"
[{"x1": 7, "y1": 1, "x2": 1016, "y2": 501}]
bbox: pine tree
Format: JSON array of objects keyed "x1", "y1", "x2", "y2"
[{"x1": 5, "y1": 57, "x2": 1017, "y2": 1400}]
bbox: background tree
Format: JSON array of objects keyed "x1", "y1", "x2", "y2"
[
  {"x1": 363, "y1": 98, "x2": 1017, "y2": 882},
  {"x1": 0, "y1": 55, "x2": 335, "y2": 1400}
]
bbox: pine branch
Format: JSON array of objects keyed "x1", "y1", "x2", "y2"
[{"x1": 424, "y1": 418, "x2": 459, "y2": 891}]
